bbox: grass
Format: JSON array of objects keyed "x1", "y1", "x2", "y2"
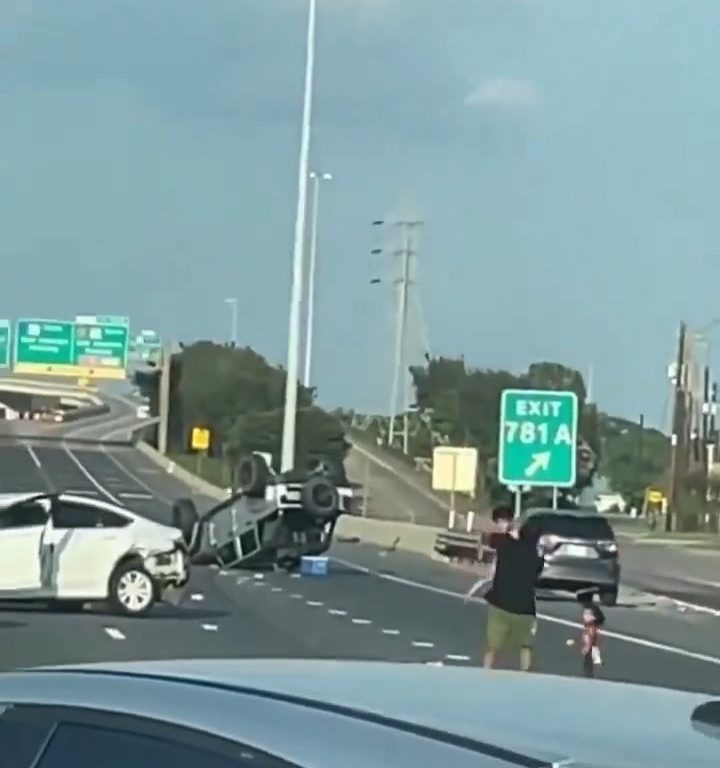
[{"x1": 169, "y1": 452, "x2": 228, "y2": 489}]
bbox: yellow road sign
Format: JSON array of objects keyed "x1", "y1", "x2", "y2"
[{"x1": 190, "y1": 426, "x2": 211, "y2": 451}]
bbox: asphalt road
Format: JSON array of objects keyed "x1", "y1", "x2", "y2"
[
  {"x1": 1, "y1": 433, "x2": 720, "y2": 697},
  {"x1": 347, "y1": 441, "x2": 720, "y2": 615}
]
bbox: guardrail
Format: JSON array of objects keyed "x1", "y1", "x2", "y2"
[
  {"x1": 58, "y1": 404, "x2": 111, "y2": 423},
  {"x1": 433, "y1": 529, "x2": 497, "y2": 565}
]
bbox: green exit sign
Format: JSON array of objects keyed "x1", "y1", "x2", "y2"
[
  {"x1": 0, "y1": 320, "x2": 9, "y2": 368},
  {"x1": 498, "y1": 388, "x2": 579, "y2": 488}
]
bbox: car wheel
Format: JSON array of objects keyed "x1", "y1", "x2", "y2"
[
  {"x1": 109, "y1": 561, "x2": 156, "y2": 617},
  {"x1": 237, "y1": 454, "x2": 270, "y2": 498},
  {"x1": 600, "y1": 587, "x2": 618, "y2": 607},
  {"x1": 277, "y1": 556, "x2": 301, "y2": 572},
  {"x1": 301, "y1": 476, "x2": 339, "y2": 520},
  {"x1": 172, "y1": 498, "x2": 199, "y2": 552}
]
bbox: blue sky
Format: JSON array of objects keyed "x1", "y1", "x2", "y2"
[{"x1": 1, "y1": 0, "x2": 718, "y2": 426}]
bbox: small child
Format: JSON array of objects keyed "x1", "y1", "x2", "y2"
[{"x1": 577, "y1": 588, "x2": 606, "y2": 677}]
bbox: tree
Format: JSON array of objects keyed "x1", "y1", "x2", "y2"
[
  {"x1": 599, "y1": 415, "x2": 669, "y2": 498},
  {"x1": 406, "y1": 357, "x2": 597, "y2": 498},
  {"x1": 133, "y1": 341, "x2": 346, "y2": 470}
]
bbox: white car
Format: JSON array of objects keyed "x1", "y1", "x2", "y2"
[{"x1": 0, "y1": 491, "x2": 190, "y2": 616}]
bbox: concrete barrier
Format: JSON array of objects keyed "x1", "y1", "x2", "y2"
[
  {"x1": 59, "y1": 403, "x2": 111, "y2": 422},
  {"x1": 335, "y1": 515, "x2": 441, "y2": 556},
  {"x1": 135, "y1": 441, "x2": 227, "y2": 501}
]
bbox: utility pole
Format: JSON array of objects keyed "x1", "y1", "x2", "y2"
[
  {"x1": 224, "y1": 298, "x2": 238, "y2": 346},
  {"x1": 667, "y1": 322, "x2": 687, "y2": 532},
  {"x1": 158, "y1": 341, "x2": 172, "y2": 455},
  {"x1": 387, "y1": 220, "x2": 421, "y2": 451}
]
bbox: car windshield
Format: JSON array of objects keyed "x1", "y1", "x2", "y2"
[{"x1": 1, "y1": 4, "x2": 717, "y2": 767}]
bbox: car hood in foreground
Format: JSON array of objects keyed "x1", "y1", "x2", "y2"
[{"x1": 34, "y1": 659, "x2": 719, "y2": 767}]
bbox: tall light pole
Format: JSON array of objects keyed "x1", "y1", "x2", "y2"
[
  {"x1": 303, "y1": 171, "x2": 332, "y2": 388},
  {"x1": 281, "y1": 0, "x2": 316, "y2": 473},
  {"x1": 224, "y1": 297, "x2": 238, "y2": 346}
]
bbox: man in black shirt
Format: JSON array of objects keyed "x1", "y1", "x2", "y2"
[{"x1": 468, "y1": 504, "x2": 544, "y2": 671}]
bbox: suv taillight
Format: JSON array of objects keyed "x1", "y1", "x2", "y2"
[
  {"x1": 538, "y1": 534, "x2": 561, "y2": 553},
  {"x1": 597, "y1": 540, "x2": 618, "y2": 555}
]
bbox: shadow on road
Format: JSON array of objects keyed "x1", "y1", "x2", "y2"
[{"x1": 0, "y1": 602, "x2": 229, "y2": 621}]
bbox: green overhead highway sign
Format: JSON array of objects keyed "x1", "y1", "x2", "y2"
[
  {"x1": 498, "y1": 388, "x2": 579, "y2": 488},
  {"x1": 0, "y1": 321, "x2": 9, "y2": 368},
  {"x1": 76, "y1": 314, "x2": 129, "y2": 327},
  {"x1": 14, "y1": 318, "x2": 129, "y2": 380}
]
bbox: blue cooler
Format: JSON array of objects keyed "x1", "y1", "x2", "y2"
[{"x1": 301, "y1": 556, "x2": 328, "y2": 577}]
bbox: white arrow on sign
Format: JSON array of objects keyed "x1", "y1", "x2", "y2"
[{"x1": 524, "y1": 451, "x2": 551, "y2": 478}]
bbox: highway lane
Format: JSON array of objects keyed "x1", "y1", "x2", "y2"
[
  {"x1": 0, "y1": 440, "x2": 443, "y2": 670},
  {"x1": 1, "y1": 439, "x2": 720, "y2": 696}
]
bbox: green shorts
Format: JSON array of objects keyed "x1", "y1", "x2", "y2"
[{"x1": 486, "y1": 605, "x2": 536, "y2": 652}]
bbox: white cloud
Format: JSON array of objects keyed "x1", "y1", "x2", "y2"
[{"x1": 464, "y1": 78, "x2": 539, "y2": 109}]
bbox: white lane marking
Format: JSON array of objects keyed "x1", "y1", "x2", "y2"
[
  {"x1": 202, "y1": 623, "x2": 219, "y2": 632},
  {"x1": 65, "y1": 489, "x2": 99, "y2": 496},
  {"x1": 412, "y1": 640, "x2": 434, "y2": 648},
  {"x1": 660, "y1": 595, "x2": 720, "y2": 618},
  {"x1": 63, "y1": 448, "x2": 122, "y2": 504},
  {"x1": 271, "y1": 587, "x2": 283, "y2": 592},
  {"x1": 425, "y1": 661, "x2": 444, "y2": 667},
  {"x1": 328, "y1": 609, "x2": 347, "y2": 616},
  {"x1": 253, "y1": 581, "x2": 265, "y2": 587},
  {"x1": 26, "y1": 445, "x2": 42, "y2": 468},
  {"x1": 119, "y1": 492, "x2": 154, "y2": 501},
  {"x1": 332, "y1": 557, "x2": 720, "y2": 667},
  {"x1": 253, "y1": 574, "x2": 264, "y2": 580},
  {"x1": 382, "y1": 628, "x2": 400, "y2": 635},
  {"x1": 445, "y1": 654, "x2": 471, "y2": 662},
  {"x1": 290, "y1": 573, "x2": 301, "y2": 579},
  {"x1": 290, "y1": 593, "x2": 303, "y2": 599},
  {"x1": 104, "y1": 627, "x2": 125, "y2": 641},
  {"x1": 237, "y1": 577, "x2": 250, "y2": 585},
  {"x1": 306, "y1": 600, "x2": 324, "y2": 606},
  {"x1": 190, "y1": 593, "x2": 204, "y2": 602},
  {"x1": 100, "y1": 447, "x2": 173, "y2": 505},
  {"x1": 352, "y1": 618, "x2": 372, "y2": 625}
]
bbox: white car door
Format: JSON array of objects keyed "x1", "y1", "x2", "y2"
[
  {"x1": 0, "y1": 499, "x2": 49, "y2": 596},
  {"x1": 46, "y1": 498, "x2": 132, "y2": 599}
]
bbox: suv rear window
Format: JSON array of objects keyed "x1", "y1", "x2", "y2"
[{"x1": 523, "y1": 513, "x2": 615, "y2": 541}]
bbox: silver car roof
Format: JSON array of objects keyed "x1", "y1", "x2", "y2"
[{"x1": 0, "y1": 659, "x2": 716, "y2": 767}]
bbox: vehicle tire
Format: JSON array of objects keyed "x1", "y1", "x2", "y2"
[
  {"x1": 301, "y1": 476, "x2": 339, "y2": 520},
  {"x1": 172, "y1": 498, "x2": 200, "y2": 553},
  {"x1": 599, "y1": 587, "x2": 618, "y2": 607},
  {"x1": 109, "y1": 560, "x2": 156, "y2": 617},
  {"x1": 277, "y1": 556, "x2": 301, "y2": 572},
  {"x1": 237, "y1": 454, "x2": 270, "y2": 498}
]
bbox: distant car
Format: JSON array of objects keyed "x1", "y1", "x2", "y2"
[
  {"x1": 519, "y1": 507, "x2": 620, "y2": 606},
  {"x1": 0, "y1": 492, "x2": 189, "y2": 616},
  {"x1": 174, "y1": 454, "x2": 359, "y2": 571},
  {"x1": 0, "y1": 659, "x2": 717, "y2": 767}
]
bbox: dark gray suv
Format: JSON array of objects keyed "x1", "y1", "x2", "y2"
[{"x1": 519, "y1": 508, "x2": 620, "y2": 606}]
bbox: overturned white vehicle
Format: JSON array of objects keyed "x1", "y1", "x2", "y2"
[
  {"x1": 174, "y1": 455, "x2": 359, "y2": 571},
  {"x1": 0, "y1": 491, "x2": 189, "y2": 617}
]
